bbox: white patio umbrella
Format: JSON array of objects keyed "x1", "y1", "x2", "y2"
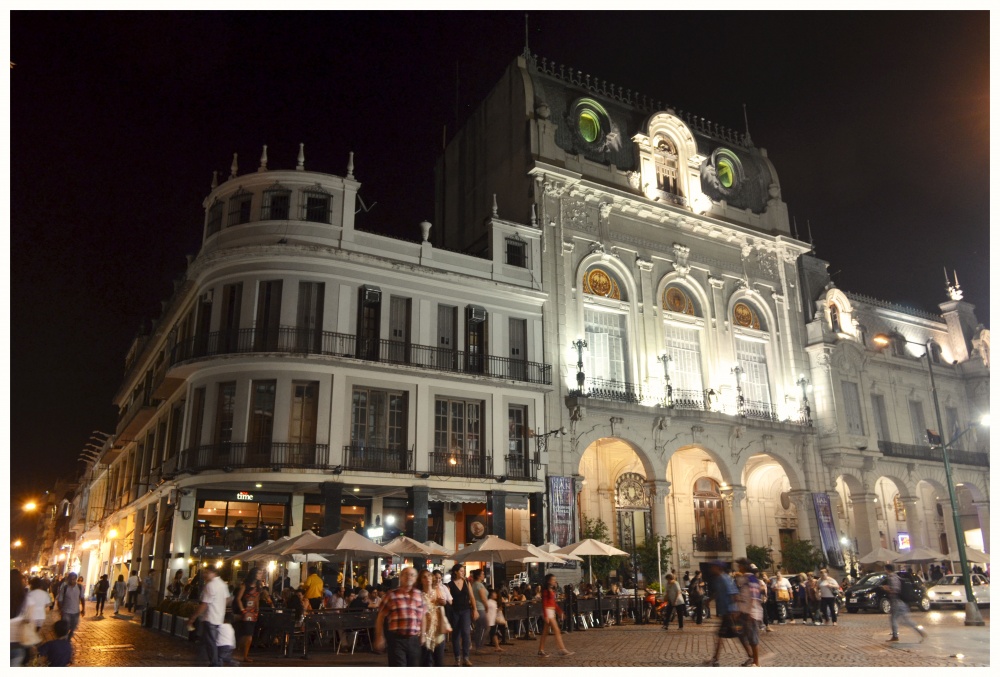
[
  {"x1": 555, "y1": 538, "x2": 629, "y2": 585},
  {"x1": 894, "y1": 546, "x2": 949, "y2": 564},
  {"x1": 451, "y1": 535, "x2": 534, "y2": 586},
  {"x1": 225, "y1": 539, "x2": 275, "y2": 563},
  {"x1": 383, "y1": 535, "x2": 436, "y2": 559},
  {"x1": 291, "y1": 528, "x2": 395, "y2": 586},
  {"x1": 513, "y1": 543, "x2": 566, "y2": 565},
  {"x1": 537, "y1": 542, "x2": 584, "y2": 562},
  {"x1": 857, "y1": 547, "x2": 901, "y2": 564},
  {"x1": 962, "y1": 549, "x2": 990, "y2": 564},
  {"x1": 423, "y1": 540, "x2": 453, "y2": 558},
  {"x1": 258, "y1": 530, "x2": 329, "y2": 563}
]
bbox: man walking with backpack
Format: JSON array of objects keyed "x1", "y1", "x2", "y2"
[{"x1": 56, "y1": 572, "x2": 85, "y2": 640}]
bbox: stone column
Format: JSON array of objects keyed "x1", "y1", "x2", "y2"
[
  {"x1": 901, "y1": 496, "x2": 924, "y2": 549},
  {"x1": 409, "y1": 486, "x2": 430, "y2": 543},
  {"x1": 787, "y1": 490, "x2": 815, "y2": 543},
  {"x1": 940, "y1": 502, "x2": 960, "y2": 559},
  {"x1": 529, "y1": 493, "x2": 545, "y2": 545},
  {"x1": 850, "y1": 493, "x2": 882, "y2": 557},
  {"x1": 647, "y1": 480, "x2": 671, "y2": 540},
  {"x1": 130, "y1": 506, "x2": 146, "y2": 575},
  {"x1": 972, "y1": 501, "x2": 990, "y2": 553},
  {"x1": 488, "y1": 490, "x2": 507, "y2": 582},
  {"x1": 724, "y1": 485, "x2": 747, "y2": 561},
  {"x1": 320, "y1": 482, "x2": 343, "y2": 536}
]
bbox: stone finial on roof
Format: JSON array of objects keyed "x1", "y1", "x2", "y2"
[
  {"x1": 297, "y1": 143, "x2": 305, "y2": 171},
  {"x1": 229, "y1": 153, "x2": 238, "y2": 179},
  {"x1": 947, "y1": 268, "x2": 963, "y2": 301},
  {"x1": 420, "y1": 220, "x2": 432, "y2": 242},
  {"x1": 492, "y1": 193, "x2": 499, "y2": 218},
  {"x1": 347, "y1": 151, "x2": 355, "y2": 180},
  {"x1": 258, "y1": 144, "x2": 268, "y2": 172},
  {"x1": 531, "y1": 203, "x2": 538, "y2": 227},
  {"x1": 210, "y1": 170, "x2": 218, "y2": 189}
]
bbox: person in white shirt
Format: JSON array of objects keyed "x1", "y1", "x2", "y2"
[
  {"x1": 26, "y1": 578, "x2": 52, "y2": 631},
  {"x1": 187, "y1": 565, "x2": 232, "y2": 667},
  {"x1": 773, "y1": 572, "x2": 793, "y2": 624},
  {"x1": 126, "y1": 571, "x2": 140, "y2": 612}
]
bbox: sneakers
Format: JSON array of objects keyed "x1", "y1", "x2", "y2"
[
  {"x1": 558, "y1": 650, "x2": 575, "y2": 657},
  {"x1": 887, "y1": 636, "x2": 900, "y2": 642},
  {"x1": 741, "y1": 658, "x2": 755, "y2": 667},
  {"x1": 538, "y1": 650, "x2": 549, "y2": 657},
  {"x1": 463, "y1": 657, "x2": 474, "y2": 667}
]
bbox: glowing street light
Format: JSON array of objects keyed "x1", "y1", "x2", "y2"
[
  {"x1": 23, "y1": 501, "x2": 37, "y2": 512},
  {"x1": 12, "y1": 539, "x2": 23, "y2": 548}
]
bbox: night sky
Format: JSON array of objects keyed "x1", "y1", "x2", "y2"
[{"x1": 9, "y1": 12, "x2": 989, "y2": 511}]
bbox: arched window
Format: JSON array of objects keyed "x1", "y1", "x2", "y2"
[
  {"x1": 733, "y1": 300, "x2": 772, "y2": 408},
  {"x1": 663, "y1": 285, "x2": 704, "y2": 406},
  {"x1": 829, "y1": 303, "x2": 842, "y2": 333},
  {"x1": 654, "y1": 136, "x2": 680, "y2": 196},
  {"x1": 693, "y1": 478, "x2": 728, "y2": 551},
  {"x1": 583, "y1": 266, "x2": 631, "y2": 397}
]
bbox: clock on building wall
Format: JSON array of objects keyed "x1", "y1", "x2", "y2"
[{"x1": 467, "y1": 516, "x2": 487, "y2": 541}]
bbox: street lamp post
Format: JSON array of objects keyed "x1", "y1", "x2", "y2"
[
  {"x1": 658, "y1": 354, "x2": 673, "y2": 408},
  {"x1": 873, "y1": 333, "x2": 986, "y2": 626}
]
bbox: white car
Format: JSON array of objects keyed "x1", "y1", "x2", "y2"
[{"x1": 927, "y1": 574, "x2": 990, "y2": 607}]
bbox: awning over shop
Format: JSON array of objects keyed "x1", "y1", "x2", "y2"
[
  {"x1": 428, "y1": 489, "x2": 487, "y2": 504},
  {"x1": 505, "y1": 495, "x2": 529, "y2": 510}
]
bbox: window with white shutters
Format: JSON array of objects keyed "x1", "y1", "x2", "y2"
[
  {"x1": 585, "y1": 308, "x2": 628, "y2": 383},
  {"x1": 735, "y1": 337, "x2": 771, "y2": 405},
  {"x1": 841, "y1": 381, "x2": 864, "y2": 435},
  {"x1": 664, "y1": 323, "x2": 703, "y2": 393},
  {"x1": 909, "y1": 400, "x2": 928, "y2": 445},
  {"x1": 871, "y1": 394, "x2": 891, "y2": 441}
]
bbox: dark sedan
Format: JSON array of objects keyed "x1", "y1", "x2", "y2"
[{"x1": 845, "y1": 571, "x2": 930, "y2": 614}]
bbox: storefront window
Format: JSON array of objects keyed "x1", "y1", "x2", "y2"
[{"x1": 192, "y1": 493, "x2": 289, "y2": 555}]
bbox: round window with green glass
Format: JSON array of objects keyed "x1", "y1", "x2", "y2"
[
  {"x1": 579, "y1": 110, "x2": 601, "y2": 143},
  {"x1": 717, "y1": 159, "x2": 735, "y2": 188}
]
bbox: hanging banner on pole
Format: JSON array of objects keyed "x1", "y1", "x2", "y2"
[
  {"x1": 548, "y1": 476, "x2": 575, "y2": 547},
  {"x1": 812, "y1": 492, "x2": 846, "y2": 568}
]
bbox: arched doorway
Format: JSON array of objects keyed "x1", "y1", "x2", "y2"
[
  {"x1": 664, "y1": 445, "x2": 734, "y2": 571},
  {"x1": 577, "y1": 438, "x2": 652, "y2": 549},
  {"x1": 615, "y1": 472, "x2": 651, "y2": 551},
  {"x1": 743, "y1": 454, "x2": 797, "y2": 562}
]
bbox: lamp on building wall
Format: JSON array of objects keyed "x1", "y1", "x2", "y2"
[
  {"x1": 872, "y1": 332, "x2": 987, "y2": 627},
  {"x1": 572, "y1": 339, "x2": 588, "y2": 391},
  {"x1": 180, "y1": 509, "x2": 192, "y2": 520},
  {"x1": 730, "y1": 365, "x2": 746, "y2": 417},
  {"x1": 533, "y1": 427, "x2": 567, "y2": 456},
  {"x1": 797, "y1": 374, "x2": 812, "y2": 426},
  {"x1": 659, "y1": 354, "x2": 673, "y2": 407}
]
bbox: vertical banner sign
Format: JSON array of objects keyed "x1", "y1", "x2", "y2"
[
  {"x1": 812, "y1": 492, "x2": 846, "y2": 568},
  {"x1": 549, "y1": 476, "x2": 575, "y2": 547}
]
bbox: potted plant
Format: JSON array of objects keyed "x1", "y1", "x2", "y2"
[
  {"x1": 174, "y1": 601, "x2": 200, "y2": 639},
  {"x1": 159, "y1": 599, "x2": 178, "y2": 633}
]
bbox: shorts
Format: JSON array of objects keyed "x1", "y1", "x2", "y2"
[
  {"x1": 717, "y1": 615, "x2": 741, "y2": 638},
  {"x1": 544, "y1": 608, "x2": 556, "y2": 621},
  {"x1": 740, "y1": 615, "x2": 759, "y2": 646},
  {"x1": 237, "y1": 620, "x2": 257, "y2": 639}
]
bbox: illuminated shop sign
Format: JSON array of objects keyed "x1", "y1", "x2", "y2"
[{"x1": 236, "y1": 491, "x2": 254, "y2": 501}]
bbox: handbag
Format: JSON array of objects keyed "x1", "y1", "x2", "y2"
[
  {"x1": 776, "y1": 587, "x2": 790, "y2": 602},
  {"x1": 437, "y1": 604, "x2": 453, "y2": 634},
  {"x1": 20, "y1": 619, "x2": 42, "y2": 647}
]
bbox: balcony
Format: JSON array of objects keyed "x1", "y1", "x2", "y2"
[
  {"x1": 428, "y1": 451, "x2": 494, "y2": 478},
  {"x1": 504, "y1": 453, "x2": 540, "y2": 480},
  {"x1": 342, "y1": 445, "x2": 414, "y2": 473},
  {"x1": 169, "y1": 442, "x2": 332, "y2": 475},
  {"x1": 692, "y1": 534, "x2": 731, "y2": 552},
  {"x1": 116, "y1": 389, "x2": 157, "y2": 437},
  {"x1": 171, "y1": 327, "x2": 552, "y2": 385},
  {"x1": 584, "y1": 378, "x2": 644, "y2": 404},
  {"x1": 877, "y1": 440, "x2": 989, "y2": 467}
]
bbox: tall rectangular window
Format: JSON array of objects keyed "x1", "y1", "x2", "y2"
[
  {"x1": 304, "y1": 192, "x2": 331, "y2": 223},
  {"x1": 214, "y1": 382, "x2": 237, "y2": 446},
  {"x1": 206, "y1": 200, "x2": 224, "y2": 236},
  {"x1": 945, "y1": 406, "x2": 961, "y2": 446},
  {"x1": 289, "y1": 381, "x2": 319, "y2": 446},
  {"x1": 871, "y1": 394, "x2": 891, "y2": 442},
  {"x1": 508, "y1": 404, "x2": 527, "y2": 457},
  {"x1": 351, "y1": 387, "x2": 407, "y2": 449},
  {"x1": 505, "y1": 237, "x2": 527, "y2": 267},
  {"x1": 357, "y1": 286, "x2": 381, "y2": 360},
  {"x1": 434, "y1": 398, "x2": 483, "y2": 456},
  {"x1": 466, "y1": 306, "x2": 488, "y2": 374},
  {"x1": 248, "y1": 380, "x2": 276, "y2": 463},
  {"x1": 388, "y1": 296, "x2": 411, "y2": 363},
  {"x1": 909, "y1": 400, "x2": 928, "y2": 445},
  {"x1": 228, "y1": 190, "x2": 253, "y2": 226},
  {"x1": 220, "y1": 283, "x2": 243, "y2": 352},
  {"x1": 188, "y1": 387, "x2": 206, "y2": 449},
  {"x1": 735, "y1": 337, "x2": 771, "y2": 406},
  {"x1": 437, "y1": 305, "x2": 457, "y2": 369},
  {"x1": 841, "y1": 380, "x2": 865, "y2": 435},
  {"x1": 509, "y1": 318, "x2": 528, "y2": 381},
  {"x1": 584, "y1": 308, "x2": 629, "y2": 383},
  {"x1": 296, "y1": 282, "x2": 325, "y2": 352},
  {"x1": 664, "y1": 323, "x2": 704, "y2": 394},
  {"x1": 254, "y1": 280, "x2": 283, "y2": 351}
]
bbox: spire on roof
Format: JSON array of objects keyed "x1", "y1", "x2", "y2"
[
  {"x1": 210, "y1": 170, "x2": 218, "y2": 190},
  {"x1": 296, "y1": 143, "x2": 305, "y2": 171},
  {"x1": 229, "y1": 153, "x2": 238, "y2": 180},
  {"x1": 947, "y1": 268, "x2": 963, "y2": 301},
  {"x1": 258, "y1": 144, "x2": 268, "y2": 172},
  {"x1": 346, "y1": 151, "x2": 355, "y2": 180}
]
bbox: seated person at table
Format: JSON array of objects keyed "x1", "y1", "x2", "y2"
[
  {"x1": 286, "y1": 589, "x2": 307, "y2": 619},
  {"x1": 348, "y1": 588, "x2": 370, "y2": 610},
  {"x1": 530, "y1": 584, "x2": 542, "y2": 600},
  {"x1": 329, "y1": 586, "x2": 346, "y2": 610},
  {"x1": 509, "y1": 587, "x2": 525, "y2": 603}
]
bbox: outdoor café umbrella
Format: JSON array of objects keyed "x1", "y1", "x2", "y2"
[
  {"x1": 555, "y1": 538, "x2": 630, "y2": 585},
  {"x1": 383, "y1": 535, "x2": 435, "y2": 559},
  {"x1": 513, "y1": 543, "x2": 566, "y2": 565},
  {"x1": 962, "y1": 548, "x2": 990, "y2": 564},
  {"x1": 423, "y1": 540, "x2": 452, "y2": 558},
  {"x1": 291, "y1": 528, "x2": 395, "y2": 585},
  {"x1": 451, "y1": 535, "x2": 534, "y2": 586},
  {"x1": 537, "y1": 542, "x2": 584, "y2": 562},
  {"x1": 894, "y1": 546, "x2": 949, "y2": 564},
  {"x1": 256, "y1": 530, "x2": 329, "y2": 563},
  {"x1": 225, "y1": 539, "x2": 275, "y2": 563},
  {"x1": 857, "y1": 547, "x2": 901, "y2": 564}
]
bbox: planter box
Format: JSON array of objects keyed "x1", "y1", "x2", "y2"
[
  {"x1": 173, "y1": 615, "x2": 190, "y2": 638},
  {"x1": 160, "y1": 613, "x2": 174, "y2": 633},
  {"x1": 148, "y1": 610, "x2": 160, "y2": 629}
]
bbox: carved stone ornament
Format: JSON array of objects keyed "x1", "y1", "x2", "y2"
[
  {"x1": 615, "y1": 472, "x2": 650, "y2": 509},
  {"x1": 627, "y1": 171, "x2": 641, "y2": 189},
  {"x1": 599, "y1": 202, "x2": 613, "y2": 219},
  {"x1": 635, "y1": 256, "x2": 654, "y2": 272}
]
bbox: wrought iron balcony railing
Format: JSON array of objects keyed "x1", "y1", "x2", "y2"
[
  {"x1": 877, "y1": 440, "x2": 989, "y2": 467},
  {"x1": 692, "y1": 534, "x2": 731, "y2": 552},
  {"x1": 504, "y1": 454, "x2": 540, "y2": 480},
  {"x1": 170, "y1": 442, "x2": 332, "y2": 475},
  {"x1": 584, "y1": 377, "x2": 643, "y2": 404},
  {"x1": 342, "y1": 445, "x2": 413, "y2": 473},
  {"x1": 171, "y1": 326, "x2": 552, "y2": 385},
  {"x1": 428, "y1": 451, "x2": 494, "y2": 478}
]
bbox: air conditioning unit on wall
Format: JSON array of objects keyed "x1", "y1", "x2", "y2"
[{"x1": 446, "y1": 502, "x2": 460, "y2": 513}]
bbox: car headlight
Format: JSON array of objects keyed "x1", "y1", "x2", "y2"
[
  {"x1": 927, "y1": 591, "x2": 935, "y2": 598},
  {"x1": 952, "y1": 591, "x2": 961, "y2": 596},
  {"x1": 864, "y1": 591, "x2": 877, "y2": 598}
]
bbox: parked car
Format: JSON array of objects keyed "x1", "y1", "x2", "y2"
[
  {"x1": 845, "y1": 571, "x2": 930, "y2": 614},
  {"x1": 927, "y1": 573, "x2": 990, "y2": 608}
]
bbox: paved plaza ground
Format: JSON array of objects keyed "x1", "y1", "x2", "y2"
[{"x1": 38, "y1": 605, "x2": 989, "y2": 669}]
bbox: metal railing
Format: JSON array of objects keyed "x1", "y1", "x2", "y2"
[
  {"x1": 428, "y1": 451, "x2": 494, "y2": 478},
  {"x1": 877, "y1": 440, "x2": 989, "y2": 467},
  {"x1": 584, "y1": 378, "x2": 643, "y2": 404},
  {"x1": 670, "y1": 388, "x2": 708, "y2": 411},
  {"x1": 171, "y1": 326, "x2": 552, "y2": 385},
  {"x1": 116, "y1": 388, "x2": 155, "y2": 435},
  {"x1": 504, "y1": 454, "x2": 539, "y2": 480},
  {"x1": 342, "y1": 445, "x2": 414, "y2": 473},
  {"x1": 171, "y1": 442, "x2": 332, "y2": 474},
  {"x1": 739, "y1": 398, "x2": 781, "y2": 422},
  {"x1": 692, "y1": 534, "x2": 731, "y2": 552}
]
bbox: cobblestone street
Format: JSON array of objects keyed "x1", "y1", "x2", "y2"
[{"x1": 42, "y1": 606, "x2": 989, "y2": 668}]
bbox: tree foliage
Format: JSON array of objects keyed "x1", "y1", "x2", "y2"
[
  {"x1": 635, "y1": 535, "x2": 672, "y2": 587},
  {"x1": 778, "y1": 539, "x2": 825, "y2": 575},
  {"x1": 746, "y1": 544, "x2": 774, "y2": 572}
]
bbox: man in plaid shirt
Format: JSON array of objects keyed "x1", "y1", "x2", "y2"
[{"x1": 374, "y1": 567, "x2": 427, "y2": 666}]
